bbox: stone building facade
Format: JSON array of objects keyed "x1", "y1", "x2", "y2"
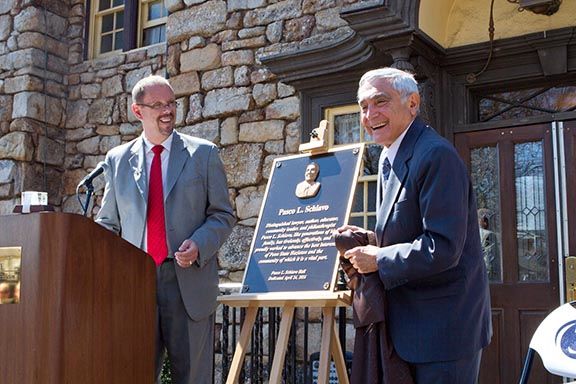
[
  {"x1": 0, "y1": 0, "x2": 360, "y2": 379},
  {"x1": 0, "y1": 0, "x2": 362, "y2": 281},
  {"x1": 6, "y1": 1, "x2": 575, "y2": 382}
]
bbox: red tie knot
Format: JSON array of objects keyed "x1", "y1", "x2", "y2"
[{"x1": 152, "y1": 145, "x2": 164, "y2": 156}]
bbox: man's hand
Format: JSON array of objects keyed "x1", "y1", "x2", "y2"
[
  {"x1": 343, "y1": 245, "x2": 379, "y2": 273},
  {"x1": 334, "y1": 225, "x2": 377, "y2": 246},
  {"x1": 335, "y1": 224, "x2": 365, "y2": 234},
  {"x1": 174, "y1": 239, "x2": 199, "y2": 268}
]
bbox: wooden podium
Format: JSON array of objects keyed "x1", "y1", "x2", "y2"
[{"x1": 0, "y1": 212, "x2": 156, "y2": 383}]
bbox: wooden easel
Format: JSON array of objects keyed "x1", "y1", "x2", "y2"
[
  {"x1": 218, "y1": 291, "x2": 351, "y2": 384},
  {"x1": 220, "y1": 121, "x2": 357, "y2": 383}
]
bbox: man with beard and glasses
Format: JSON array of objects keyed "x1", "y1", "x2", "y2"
[{"x1": 96, "y1": 75, "x2": 235, "y2": 383}]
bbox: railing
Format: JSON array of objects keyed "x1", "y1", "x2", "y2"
[{"x1": 214, "y1": 283, "x2": 352, "y2": 384}]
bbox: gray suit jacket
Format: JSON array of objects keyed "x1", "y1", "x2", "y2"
[
  {"x1": 375, "y1": 118, "x2": 492, "y2": 363},
  {"x1": 96, "y1": 131, "x2": 235, "y2": 321}
]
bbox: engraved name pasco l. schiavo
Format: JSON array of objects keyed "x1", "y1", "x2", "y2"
[{"x1": 278, "y1": 204, "x2": 329, "y2": 216}]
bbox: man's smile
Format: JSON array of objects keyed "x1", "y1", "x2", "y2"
[
  {"x1": 371, "y1": 121, "x2": 388, "y2": 130},
  {"x1": 159, "y1": 114, "x2": 173, "y2": 124}
]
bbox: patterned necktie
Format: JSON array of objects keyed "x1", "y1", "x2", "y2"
[
  {"x1": 382, "y1": 157, "x2": 392, "y2": 190},
  {"x1": 147, "y1": 145, "x2": 168, "y2": 266},
  {"x1": 375, "y1": 156, "x2": 392, "y2": 243},
  {"x1": 376, "y1": 155, "x2": 392, "y2": 209}
]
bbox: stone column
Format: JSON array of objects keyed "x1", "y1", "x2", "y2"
[{"x1": 0, "y1": 1, "x2": 69, "y2": 213}]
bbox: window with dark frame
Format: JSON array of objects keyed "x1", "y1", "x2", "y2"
[
  {"x1": 324, "y1": 105, "x2": 382, "y2": 231},
  {"x1": 140, "y1": 0, "x2": 167, "y2": 47},
  {"x1": 86, "y1": 0, "x2": 167, "y2": 59}
]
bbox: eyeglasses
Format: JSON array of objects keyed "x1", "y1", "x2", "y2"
[{"x1": 136, "y1": 101, "x2": 178, "y2": 110}]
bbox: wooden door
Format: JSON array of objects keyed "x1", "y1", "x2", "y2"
[{"x1": 455, "y1": 123, "x2": 562, "y2": 384}]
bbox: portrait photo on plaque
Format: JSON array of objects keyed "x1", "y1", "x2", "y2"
[
  {"x1": 0, "y1": 247, "x2": 22, "y2": 304},
  {"x1": 242, "y1": 144, "x2": 364, "y2": 294}
]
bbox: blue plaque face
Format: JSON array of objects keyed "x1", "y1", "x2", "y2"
[{"x1": 242, "y1": 145, "x2": 364, "y2": 293}]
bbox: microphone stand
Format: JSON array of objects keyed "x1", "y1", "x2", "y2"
[{"x1": 76, "y1": 181, "x2": 95, "y2": 217}]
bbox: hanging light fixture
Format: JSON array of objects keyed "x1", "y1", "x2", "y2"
[{"x1": 507, "y1": 0, "x2": 562, "y2": 16}]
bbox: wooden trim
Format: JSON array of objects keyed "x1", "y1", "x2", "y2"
[
  {"x1": 442, "y1": 28, "x2": 575, "y2": 72},
  {"x1": 260, "y1": 32, "x2": 374, "y2": 83},
  {"x1": 261, "y1": 0, "x2": 432, "y2": 85},
  {"x1": 224, "y1": 307, "x2": 258, "y2": 384},
  {"x1": 89, "y1": 0, "x2": 125, "y2": 59},
  {"x1": 323, "y1": 104, "x2": 361, "y2": 147},
  {"x1": 454, "y1": 111, "x2": 576, "y2": 134},
  {"x1": 340, "y1": 0, "x2": 417, "y2": 41},
  {"x1": 217, "y1": 291, "x2": 352, "y2": 308},
  {"x1": 300, "y1": 81, "x2": 360, "y2": 142},
  {"x1": 138, "y1": 0, "x2": 168, "y2": 48},
  {"x1": 268, "y1": 304, "x2": 295, "y2": 383},
  {"x1": 87, "y1": 0, "x2": 99, "y2": 59}
]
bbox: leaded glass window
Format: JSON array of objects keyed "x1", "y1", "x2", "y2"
[
  {"x1": 479, "y1": 86, "x2": 576, "y2": 122},
  {"x1": 515, "y1": 141, "x2": 549, "y2": 282},
  {"x1": 471, "y1": 146, "x2": 503, "y2": 282}
]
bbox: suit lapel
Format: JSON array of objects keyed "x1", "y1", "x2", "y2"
[
  {"x1": 129, "y1": 137, "x2": 147, "y2": 201},
  {"x1": 376, "y1": 150, "x2": 385, "y2": 208},
  {"x1": 375, "y1": 118, "x2": 427, "y2": 245},
  {"x1": 165, "y1": 132, "x2": 188, "y2": 200}
]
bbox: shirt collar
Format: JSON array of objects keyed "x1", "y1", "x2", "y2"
[
  {"x1": 142, "y1": 132, "x2": 174, "y2": 154},
  {"x1": 383, "y1": 118, "x2": 415, "y2": 166}
]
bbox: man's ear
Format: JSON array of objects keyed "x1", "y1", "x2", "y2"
[
  {"x1": 408, "y1": 93, "x2": 420, "y2": 115},
  {"x1": 131, "y1": 103, "x2": 143, "y2": 120}
]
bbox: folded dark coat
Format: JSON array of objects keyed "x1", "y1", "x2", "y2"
[{"x1": 336, "y1": 230, "x2": 413, "y2": 384}]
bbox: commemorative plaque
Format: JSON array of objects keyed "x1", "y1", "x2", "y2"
[{"x1": 242, "y1": 144, "x2": 364, "y2": 294}]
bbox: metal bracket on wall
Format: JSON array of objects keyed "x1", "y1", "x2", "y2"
[{"x1": 565, "y1": 256, "x2": 576, "y2": 301}]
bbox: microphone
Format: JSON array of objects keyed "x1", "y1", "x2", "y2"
[{"x1": 78, "y1": 162, "x2": 105, "y2": 188}]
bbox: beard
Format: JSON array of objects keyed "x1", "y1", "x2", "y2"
[{"x1": 157, "y1": 113, "x2": 175, "y2": 137}]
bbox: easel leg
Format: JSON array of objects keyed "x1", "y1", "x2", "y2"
[
  {"x1": 225, "y1": 307, "x2": 258, "y2": 384},
  {"x1": 268, "y1": 304, "x2": 296, "y2": 384},
  {"x1": 317, "y1": 307, "x2": 335, "y2": 384},
  {"x1": 330, "y1": 320, "x2": 349, "y2": 384}
]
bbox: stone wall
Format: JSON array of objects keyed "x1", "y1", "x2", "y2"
[
  {"x1": 60, "y1": 0, "x2": 360, "y2": 283},
  {"x1": 0, "y1": 0, "x2": 72, "y2": 213},
  {"x1": 163, "y1": 0, "x2": 359, "y2": 281}
]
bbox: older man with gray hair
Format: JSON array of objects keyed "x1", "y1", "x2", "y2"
[{"x1": 338, "y1": 67, "x2": 492, "y2": 383}]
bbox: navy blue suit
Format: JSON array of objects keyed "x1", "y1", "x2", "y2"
[{"x1": 375, "y1": 118, "x2": 492, "y2": 367}]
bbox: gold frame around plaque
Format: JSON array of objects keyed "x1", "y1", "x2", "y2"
[{"x1": 0, "y1": 247, "x2": 22, "y2": 304}]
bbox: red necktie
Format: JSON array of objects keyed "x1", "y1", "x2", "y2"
[{"x1": 147, "y1": 145, "x2": 168, "y2": 266}]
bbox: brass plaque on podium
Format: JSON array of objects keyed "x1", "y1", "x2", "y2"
[
  {"x1": 0, "y1": 247, "x2": 21, "y2": 304},
  {"x1": 242, "y1": 144, "x2": 363, "y2": 294}
]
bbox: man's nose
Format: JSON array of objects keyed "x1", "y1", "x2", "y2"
[{"x1": 364, "y1": 104, "x2": 379, "y2": 119}]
